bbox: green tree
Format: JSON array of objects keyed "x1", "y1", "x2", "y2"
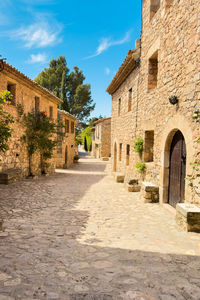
[
  {"x1": 35, "y1": 56, "x2": 69, "y2": 98},
  {"x1": 0, "y1": 91, "x2": 14, "y2": 153},
  {"x1": 22, "y1": 111, "x2": 63, "y2": 175},
  {"x1": 35, "y1": 57, "x2": 95, "y2": 122}
]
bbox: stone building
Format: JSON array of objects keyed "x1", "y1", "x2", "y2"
[
  {"x1": 107, "y1": 0, "x2": 200, "y2": 229},
  {"x1": 91, "y1": 117, "x2": 111, "y2": 159},
  {"x1": 0, "y1": 62, "x2": 62, "y2": 182},
  {"x1": 56, "y1": 109, "x2": 76, "y2": 169}
]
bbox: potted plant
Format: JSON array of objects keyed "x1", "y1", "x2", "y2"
[{"x1": 74, "y1": 155, "x2": 79, "y2": 163}]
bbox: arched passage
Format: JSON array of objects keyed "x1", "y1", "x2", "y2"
[
  {"x1": 168, "y1": 130, "x2": 186, "y2": 208},
  {"x1": 113, "y1": 143, "x2": 117, "y2": 172},
  {"x1": 160, "y1": 115, "x2": 195, "y2": 205}
]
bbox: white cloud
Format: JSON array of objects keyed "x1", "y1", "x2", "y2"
[
  {"x1": 28, "y1": 53, "x2": 47, "y2": 64},
  {"x1": 12, "y1": 21, "x2": 62, "y2": 48},
  {"x1": 105, "y1": 67, "x2": 111, "y2": 75},
  {"x1": 85, "y1": 31, "x2": 131, "y2": 59}
]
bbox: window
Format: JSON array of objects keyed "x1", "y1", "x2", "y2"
[
  {"x1": 65, "y1": 119, "x2": 69, "y2": 133},
  {"x1": 119, "y1": 143, "x2": 122, "y2": 161},
  {"x1": 165, "y1": 0, "x2": 173, "y2": 8},
  {"x1": 148, "y1": 51, "x2": 158, "y2": 90},
  {"x1": 35, "y1": 97, "x2": 40, "y2": 113},
  {"x1": 126, "y1": 144, "x2": 130, "y2": 166},
  {"x1": 7, "y1": 83, "x2": 16, "y2": 105},
  {"x1": 71, "y1": 121, "x2": 75, "y2": 134},
  {"x1": 49, "y1": 106, "x2": 53, "y2": 118},
  {"x1": 128, "y1": 88, "x2": 132, "y2": 112},
  {"x1": 150, "y1": 0, "x2": 160, "y2": 20},
  {"x1": 118, "y1": 98, "x2": 121, "y2": 116},
  {"x1": 144, "y1": 131, "x2": 154, "y2": 162}
]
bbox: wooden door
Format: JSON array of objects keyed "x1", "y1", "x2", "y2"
[{"x1": 168, "y1": 131, "x2": 186, "y2": 208}]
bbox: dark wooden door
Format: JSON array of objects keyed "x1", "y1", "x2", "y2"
[{"x1": 168, "y1": 131, "x2": 186, "y2": 208}]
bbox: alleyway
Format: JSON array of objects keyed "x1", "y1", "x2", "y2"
[{"x1": 0, "y1": 154, "x2": 200, "y2": 300}]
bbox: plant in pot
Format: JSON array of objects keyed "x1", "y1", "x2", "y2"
[{"x1": 74, "y1": 155, "x2": 79, "y2": 163}]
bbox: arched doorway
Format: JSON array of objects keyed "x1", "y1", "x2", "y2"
[
  {"x1": 113, "y1": 143, "x2": 117, "y2": 172},
  {"x1": 64, "y1": 146, "x2": 68, "y2": 168},
  {"x1": 168, "y1": 130, "x2": 186, "y2": 208}
]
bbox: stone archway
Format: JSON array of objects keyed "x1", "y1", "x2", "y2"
[
  {"x1": 168, "y1": 130, "x2": 186, "y2": 208},
  {"x1": 160, "y1": 115, "x2": 194, "y2": 205},
  {"x1": 113, "y1": 143, "x2": 117, "y2": 172}
]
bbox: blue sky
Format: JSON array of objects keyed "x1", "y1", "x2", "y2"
[{"x1": 0, "y1": 0, "x2": 142, "y2": 119}]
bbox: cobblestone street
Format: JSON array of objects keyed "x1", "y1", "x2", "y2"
[{"x1": 0, "y1": 154, "x2": 200, "y2": 300}]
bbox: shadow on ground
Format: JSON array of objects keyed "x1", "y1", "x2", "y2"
[{"x1": 0, "y1": 157, "x2": 200, "y2": 299}]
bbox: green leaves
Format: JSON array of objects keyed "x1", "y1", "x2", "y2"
[
  {"x1": 133, "y1": 137, "x2": 144, "y2": 155},
  {"x1": 0, "y1": 91, "x2": 14, "y2": 154},
  {"x1": 34, "y1": 56, "x2": 95, "y2": 123},
  {"x1": 135, "y1": 162, "x2": 146, "y2": 173},
  {"x1": 22, "y1": 111, "x2": 63, "y2": 174}
]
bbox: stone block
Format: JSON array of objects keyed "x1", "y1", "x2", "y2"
[
  {"x1": 101, "y1": 157, "x2": 109, "y2": 161},
  {"x1": 176, "y1": 203, "x2": 200, "y2": 233},
  {"x1": 0, "y1": 168, "x2": 22, "y2": 184},
  {"x1": 127, "y1": 184, "x2": 141, "y2": 192},
  {"x1": 141, "y1": 182, "x2": 159, "y2": 203},
  {"x1": 114, "y1": 172, "x2": 125, "y2": 183}
]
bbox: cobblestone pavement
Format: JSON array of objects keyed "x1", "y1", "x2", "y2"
[{"x1": 0, "y1": 154, "x2": 200, "y2": 300}]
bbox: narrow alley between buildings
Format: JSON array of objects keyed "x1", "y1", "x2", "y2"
[{"x1": 0, "y1": 153, "x2": 200, "y2": 300}]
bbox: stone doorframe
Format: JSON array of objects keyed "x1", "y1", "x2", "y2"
[{"x1": 160, "y1": 115, "x2": 194, "y2": 205}]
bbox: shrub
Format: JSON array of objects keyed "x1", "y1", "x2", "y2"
[
  {"x1": 133, "y1": 137, "x2": 144, "y2": 155},
  {"x1": 135, "y1": 162, "x2": 146, "y2": 173},
  {"x1": 0, "y1": 91, "x2": 14, "y2": 154}
]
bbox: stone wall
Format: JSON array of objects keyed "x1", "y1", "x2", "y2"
[
  {"x1": 109, "y1": 0, "x2": 200, "y2": 205},
  {"x1": 56, "y1": 111, "x2": 76, "y2": 169},
  {"x1": 0, "y1": 64, "x2": 61, "y2": 179},
  {"x1": 92, "y1": 118, "x2": 111, "y2": 158}
]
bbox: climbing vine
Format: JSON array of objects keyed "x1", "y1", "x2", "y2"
[
  {"x1": 0, "y1": 91, "x2": 14, "y2": 154},
  {"x1": 21, "y1": 110, "x2": 63, "y2": 175}
]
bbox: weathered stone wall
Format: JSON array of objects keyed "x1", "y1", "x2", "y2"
[
  {"x1": 0, "y1": 66, "x2": 60, "y2": 179},
  {"x1": 101, "y1": 118, "x2": 111, "y2": 157},
  {"x1": 110, "y1": 0, "x2": 200, "y2": 205},
  {"x1": 92, "y1": 118, "x2": 111, "y2": 158},
  {"x1": 56, "y1": 112, "x2": 76, "y2": 169}
]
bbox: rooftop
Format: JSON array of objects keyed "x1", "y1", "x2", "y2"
[
  {"x1": 106, "y1": 39, "x2": 141, "y2": 95},
  {"x1": 3, "y1": 62, "x2": 62, "y2": 105}
]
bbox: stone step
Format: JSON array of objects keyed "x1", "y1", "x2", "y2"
[
  {"x1": 176, "y1": 203, "x2": 200, "y2": 232},
  {"x1": 114, "y1": 172, "x2": 125, "y2": 183},
  {"x1": 126, "y1": 184, "x2": 141, "y2": 192},
  {"x1": 141, "y1": 182, "x2": 159, "y2": 203},
  {"x1": 0, "y1": 168, "x2": 22, "y2": 184},
  {"x1": 101, "y1": 157, "x2": 110, "y2": 161}
]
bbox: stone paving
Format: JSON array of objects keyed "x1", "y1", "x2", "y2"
[{"x1": 0, "y1": 154, "x2": 200, "y2": 299}]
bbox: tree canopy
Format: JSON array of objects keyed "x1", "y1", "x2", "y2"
[{"x1": 35, "y1": 56, "x2": 95, "y2": 123}]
